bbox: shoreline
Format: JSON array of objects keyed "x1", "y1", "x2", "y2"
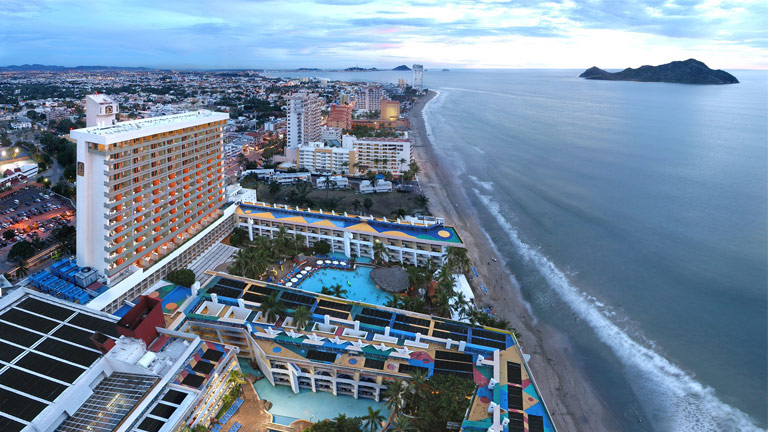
[{"x1": 409, "y1": 90, "x2": 622, "y2": 432}]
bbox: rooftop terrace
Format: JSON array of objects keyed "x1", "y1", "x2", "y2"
[
  {"x1": 237, "y1": 202, "x2": 463, "y2": 245},
  {"x1": 72, "y1": 110, "x2": 227, "y2": 137},
  {"x1": 182, "y1": 272, "x2": 554, "y2": 432}
]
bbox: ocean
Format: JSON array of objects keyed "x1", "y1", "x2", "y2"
[{"x1": 273, "y1": 69, "x2": 768, "y2": 431}]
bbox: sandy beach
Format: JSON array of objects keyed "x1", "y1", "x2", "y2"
[{"x1": 409, "y1": 91, "x2": 622, "y2": 432}]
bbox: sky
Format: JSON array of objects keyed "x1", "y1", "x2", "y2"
[{"x1": 1, "y1": 0, "x2": 766, "y2": 69}]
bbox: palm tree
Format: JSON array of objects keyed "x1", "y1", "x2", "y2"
[
  {"x1": 372, "y1": 241, "x2": 388, "y2": 266},
  {"x1": 415, "y1": 194, "x2": 429, "y2": 211},
  {"x1": 15, "y1": 259, "x2": 28, "y2": 279},
  {"x1": 454, "y1": 291, "x2": 470, "y2": 320},
  {"x1": 292, "y1": 305, "x2": 312, "y2": 330},
  {"x1": 352, "y1": 198, "x2": 362, "y2": 213},
  {"x1": 391, "y1": 208, "x2": 406, "y2": 219},
  {"x1": 330, "y1": 283, "x2": 348, "y2": 298},
  {"x1": 436, "y1": 265, "x2": 455, "y2": 295},
  {"x1": 390, "y1": 415, "x2": 415, "y2": 432},
  {"x1": 320, "y1": 286, "x2": 334, "y2": 296},
  {"x1": 383, "y1": 378, "x2": 407, "y2": 415},
  {"x1": 258, "y1": 292, "x2": 285, "y2": 323},
  {"x1": 406, "y1": 370, "x2": 428, "y2": 413},
  {"x1": 446, "y1": 246, "x2": 471, "y2": 274},
  {"x1": 435, "y1": 289, "x2": 452, "y2": 318},
  {"x1": 227, "y1": 369, "x2": 246, "y2": 395},
  {"x1": 363, "y1": 407, "x2": 385, "y2": 432},
  {"x1": 322, "y1": 175, "x2": 332, "y2": 199}
]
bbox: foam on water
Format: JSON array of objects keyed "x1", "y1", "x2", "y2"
[{"x1": 475, "y1": 191, "x2": 762, "y2": 432}]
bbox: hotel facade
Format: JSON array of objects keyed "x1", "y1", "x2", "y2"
[
  {"x1": 71, "y1": 95, "x2": 234, "y2": 313},
  {"x1": 234, "y1": 202, "x2": 463, "y2": 267}
]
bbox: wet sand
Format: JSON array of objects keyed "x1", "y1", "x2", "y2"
[{"x1": 409, "y1": 90, "x2": 622, "y2": 432}]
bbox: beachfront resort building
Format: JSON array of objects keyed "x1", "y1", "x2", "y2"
[
  {"x1": 0, "y1": 289, "x2": 240, "y2": 432},
  {"x1": 177, "y1": 273, "x2": 555, "y2": 432},
  {"x1": 286, "y1": 91, "x2": 323, "y2": 151},
  {"x1": 297, "y1": 138, "x2": 358, "y2": 175},
  {"x1": 350, "y1": 135, "x2": 412, "y2": 175},
  {"x1": 326, "y1": 104, "x2": 353, "y2": 130},
  {"x1": 356, "y1": 86, "x2": 384, "y2": 112},
  {"x1": 71, "y1": 95, "x2": 235, "y2": 313},
  {"x1": 413, "y1": 64, "x2": 424, "y2": 90},
  {"x1": 234, "y1": 202, "x2": 463, "y2": 267},
  {"x1": 380, "y1": 99, "x2": 401, "y2": 121}
]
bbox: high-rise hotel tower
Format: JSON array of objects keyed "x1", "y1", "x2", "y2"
[{"x1": 71, "y1": 95, "x2": 229, "y2": 288}]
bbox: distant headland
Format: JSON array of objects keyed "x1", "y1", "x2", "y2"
[{"x1": 579, "y1": 59, "x2": 739, "y2": 84}]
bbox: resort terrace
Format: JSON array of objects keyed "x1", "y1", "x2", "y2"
[
  {"x1": 178, "y1": 272, "x2": 554, "y2": 432},
  {"x1": 235, "y1": 202, "x2": 464, "y2": 245}
]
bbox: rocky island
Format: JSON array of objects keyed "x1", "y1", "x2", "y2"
[{"x1": 579, "y1": 59, "x2": 739, "y2": 84}]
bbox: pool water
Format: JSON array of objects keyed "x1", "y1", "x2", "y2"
[
  {"x1": 297, "y1": 266, "x2": 388, "y2": 305},
  {"x1": 253, "y1": 379, "x2": 390, "y2": 423}
]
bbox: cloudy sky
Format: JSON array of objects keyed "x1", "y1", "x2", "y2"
[{"x1": 1, "y1": 0, "x2": 766, "y2": 69}]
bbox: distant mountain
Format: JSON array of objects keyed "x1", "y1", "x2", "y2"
[
  {"x1": 392, "y1": 65, "x2": 411, "y2": 71},
  {"x1": 0, "y1": 64, "x2": 155, "y2": 72},
  {"x1": 344, "y1": 67, "x2": 379, "y2": 72},
  {"x1": 579, "y1": 59, "x2": 738, "y2": 84}
]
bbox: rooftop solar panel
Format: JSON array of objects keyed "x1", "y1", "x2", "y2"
[
  {"x1": 431, "y1": 368, "x2": 473, "y2": 379},
  {"x1": 51, "y1": 324, "x2": 101, "y2": 348},
  {"x1": 433, "y1": 321, "x2": 468, "y2": 334},
  {"x1": 150, "y1": 402, "x2": 177, "y2": 419},
  {"x1": 358, "y1": 308, "x2": 391, "y2": 320},
  {"x1": 16, "y1": 297, "x2": 74, "y2": 321},
  {"x1": 0, "y1": 341, "x2": 24, "y2": 363},
  {"x1": 507, "y1": 362, "x2": 522, "y2": 385},
  {"x1": 280, "y1": 292, "x2": 315, "y2": 305},
  {"x1": 0, "y1": 322, "x2": 43, "y2": 347},
  {"x1": 431, "y1": 329, "x2": 467, "y2": 341},
  {"x1": 397, "y1": 364, "x2": 428, "y2": 375},
  {"x1": 0, "y1": 387, "x2": 47, "y2": 422},
  {"x1": 206, "y1": 285, "x2": 242, "y2": 299},
  {"x1": 0, "y1": 367, "x2": 67, "y2": 402},
  {"x1": 314, "y1": 307, "x2": 349, "y2": 319},
  {"x1": 306, "y1": 350, "x2": 337, "y2": 363},
  {"x1": 435, "y1": 350, "x2": 472, "y2": 363},
  {"x1": 364, "y1": 358, "x2": 385, "y2": 370},
  {"x1": 68, "y1": 313, "x2": 119, "y2": 338},
  {"x1": 217, "y1": 278, "x2": 247, "y2": 290},
  {"x1": 356, "y1": 314, "x2": 389, "y2": 328},
  {"x1": 471, "y1": 328, "x2": 506, "y2": 342},
  {"x1": 35, "y1": 338, "x2": 101, "y2": 367},
  {"x1": 241, "y1": 292, "x2": 266, "y2": 303},
  {"x1": 317, "y1": 300, "x2": 352, "y2": 311},
  {"x1": 394, "y1": 314, "x2": 430, "y2": 327},
  {"x1": 162, "y1": 389, "x2": 188, "y2": 405},
  {"x1": 508, "y1": 385, "x2": 523, "y2": 410},
  {"x1": 201, "y1": 349, "x2": 224, "y2": 362},
  {"x1": 181, "y1": 373, "x2": 205, "y2": 388},
  {"x1": 1, "y1": 308, "x2": 60, "y2": 333},
  {"x1": 433, "y1": 359, "x2": 474, "y2": 373},
  {"x1": 528, "y1": 415, "x2": 544, "y2": 432},
  {"x1": 138, "y1": 417, "x2": 166, "y2": 432},
  {"x1": 250, "y1": 285, "x2": 277, "y2": 295},
  {"x1": 56, "y1": 373, "x2": 157, "y2": 432},
  {"x1": 392, "y1": 322, "x2": 420, "y2": 333},
  {"x1": 15, "y1": 351, "x2": 85, "y2": 384},
  {"x1": 193, "y1": 361, "x2": 214, "y2": 374},
  {"x1": 508, "y1": 412, "x2": 524, "y2": 432},
  {"x1": 471, "y1": 337, "x2": 507, "y2": 350},
  {"x1": 0, "y1": 414, "x2": 25, "y2": 432}
]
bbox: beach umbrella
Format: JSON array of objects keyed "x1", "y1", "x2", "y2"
[
  {"x1": 285, "y1": 282, "x2": 293, "y2": 287},
  {"x1": 291, "y1": 277, "x2": 299, "y2": 283}
]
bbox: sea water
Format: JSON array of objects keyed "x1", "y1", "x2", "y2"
[{"x1": 274, "y1": 69, "x2": 768, "y2": 431}]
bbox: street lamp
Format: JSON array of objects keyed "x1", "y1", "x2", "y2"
[{"x1": 1, "y1": 150, "x2": 6, "y2": 158}]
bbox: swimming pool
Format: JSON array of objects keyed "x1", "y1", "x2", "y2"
[
  {"x1": 253, "y1": 379, "x2": 390, "y2": 423},
  {"x1": 297, "y1": 266, "x2": 389, "y2": 305}
]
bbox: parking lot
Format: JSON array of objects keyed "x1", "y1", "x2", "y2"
[{"x1": 0, "y1": 186, "x2": 74, "y2": 272}]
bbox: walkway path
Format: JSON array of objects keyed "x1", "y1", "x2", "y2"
[
  {"x1": 219, "y1": 381, "x2": 312, "y2": 432},
  {"x1": 187, "y1": 242, "x2": 238, "y2": 285}
]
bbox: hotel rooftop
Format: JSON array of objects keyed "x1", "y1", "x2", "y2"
[
  {"x1": 236, "y1": 202, "x2": 463, "y2": 245},
  {"x1": 73, "y1": 110, "x2": 226, "y2": 137},
  {"x1": 178, "y1": 272, "x2": 554, "y2": 432}
]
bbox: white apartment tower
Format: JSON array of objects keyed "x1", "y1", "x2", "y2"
[
  {"x1": 356, "y1": 86, "x2": 384, "y2": 112},
  {"x1": 413, "y1": 64, "x2": 424, "y2": 90},
  {"x1": 286, "y1": 92, "x2": 323, "y2": 150},
  {"x1": 71, "y1": 95, "x2": 229, "y2": 285}
]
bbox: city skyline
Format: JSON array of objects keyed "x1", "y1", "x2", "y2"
[{"x1": 1, "y1": 0, "x2": 767, "y2": 70}]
